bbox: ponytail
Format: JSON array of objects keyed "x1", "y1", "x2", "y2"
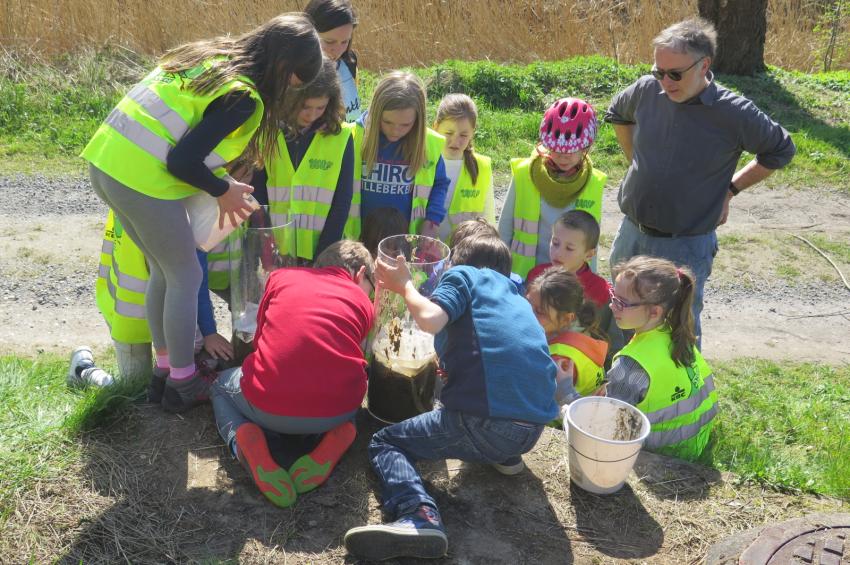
[
  {"x1": 529, "y1": 265, "x2": 600, "y2": 336},
  {"x1": 612, "y1": 256, "x2": 697, "y2": 367},
  {"x1": 463, "y1": 147, "x2": 480, "y2": 185},
  {"x1": 668, "y1": 268, "x2": 696, "y2": 367}
]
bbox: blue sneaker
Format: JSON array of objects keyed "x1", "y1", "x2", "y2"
[{"x1": 344, "y1": 504, "x2": 448, "y2": 561}]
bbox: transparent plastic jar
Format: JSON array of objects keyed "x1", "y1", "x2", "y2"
[
  {"x1": 229, "y1": 206, "x2": 296, "y2": 362},
  {"x1": 368, "y1": 234, "x2": 450, "y2": 423}
]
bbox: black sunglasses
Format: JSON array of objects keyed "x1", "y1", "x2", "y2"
[{"x1": 651, "y1": 57, "x2": 705, "y2": 82}]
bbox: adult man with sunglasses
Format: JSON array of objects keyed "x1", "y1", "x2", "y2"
[{"x1": 604, "y1": 18, "x2": 795, "y2": 345}]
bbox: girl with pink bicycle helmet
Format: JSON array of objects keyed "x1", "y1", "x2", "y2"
[{"x1": 497, "y1": 97, "x2": 608, "y2": 280}]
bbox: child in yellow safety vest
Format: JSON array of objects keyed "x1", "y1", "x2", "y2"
[
  {"x1": 249, "y1": 57, "x2": 354, "y2": 263},
  {"x1": 526, "y1": 265, "x2": 608, "y2": 407},
  {"x1": 68, "y1": 211, "x2": 234, "y2": 389},
  {"x1": 431, "y1": 94, "x2": 495, "y2": 243},
  {"x1": 604, "y1": 256, "x2": 718, "y2": 462},
  {"x1": 498, "y1": 97, "x2": 607, "y2": 280},
  {"x1": 80, "y1": 15, "x2": 323, "y2": 413},
  {"x1": 349, "y1": 71, "x2": 450, "y2": 240}
]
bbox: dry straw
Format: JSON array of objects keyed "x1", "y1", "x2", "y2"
[{"x1": 0, "y1": 0, "x2": 845, "y2": 71}]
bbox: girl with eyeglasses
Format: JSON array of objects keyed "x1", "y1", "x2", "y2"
[
  {"x1": 605, "y1": 255, "x2": 718, "y2": 462},
  {"x1": 498, "y1": 97, "x2": 608, "y2": 281}
]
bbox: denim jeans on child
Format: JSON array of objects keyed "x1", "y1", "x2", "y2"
[
  {"x1": 211, "y1": 367, "x2": 356, "y2": 453},
  {"x1": 609, "y1": 216, "x2": 718, "y2": 348},
  {"x1": 368, "y1": 408, "x2": 544, "y2": 518}
]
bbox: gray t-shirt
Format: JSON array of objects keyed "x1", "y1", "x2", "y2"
[{"x1": 605, "y1": 73, "x2": 795, "y2": 235}]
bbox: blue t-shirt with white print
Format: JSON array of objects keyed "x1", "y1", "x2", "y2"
[
  {"x1": 430, "y1": 265, "x2": 558, "y2": 424},
  {"x1": 357, "y1": 112, "x2": 449, "y2": 227}
]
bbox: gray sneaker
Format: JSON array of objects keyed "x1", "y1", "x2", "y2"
[
  {"x1": 67, "y1": 346, "x2": 114, "y2": 387},
  {"x1": 160, "y1": 365, "x2": 217, "y2": 413},
  {"x1": 344, "y1": 505, "x2": 448, "y2": 561},
  {"x1": 68, "y1": 346, "x2": 95, "y2": 386},
  {"x1": 492, "y1": 456, "x2": 525, "y2": 476}
]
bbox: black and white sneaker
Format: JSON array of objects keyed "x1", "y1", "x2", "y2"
[
  {"x1": 67, "y1": 346, "x2": 114, "y2": 387},
  {"x1": 344, "y1": 504, "x2": 448, "y2": 561}
]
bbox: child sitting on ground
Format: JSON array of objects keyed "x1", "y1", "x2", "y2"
[
  {"x1": 344, "y1": 234, "x2": 557, "y2": 561},
  {"x1": 210, "y1": 240, "x2": 375, "y2": 508},
  {"x1": 604, "y1": 256, "x2": 718, "y2": 462},
  {"x1": 527, "y1": 266, "x2": 608, "y2": 404}
]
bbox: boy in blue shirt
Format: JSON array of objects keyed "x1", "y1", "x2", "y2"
[{"x1": 344, "y1": 233, "x2": 558, "y2": 561}]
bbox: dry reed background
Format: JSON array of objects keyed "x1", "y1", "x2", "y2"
[{"x1": 0, "y1": 0, "x2": 846, "y2": 72}]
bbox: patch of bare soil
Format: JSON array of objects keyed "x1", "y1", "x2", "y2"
[{"x1": 1, "y1": 405, "x2": 844, "y2": 564}]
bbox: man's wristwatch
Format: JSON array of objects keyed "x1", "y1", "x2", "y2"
[{"x1": 728, "y1": 182, "x2": 741, "y2": 196}]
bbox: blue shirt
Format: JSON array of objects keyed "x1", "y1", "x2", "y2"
[
  {"x1": 196, "y1": 250, "x2": 216, "y2": 337},
  {"x1": 357, "y1": 112, "x2": 449, "y2": 227},
  {"x1": 430, "y1": 266, "x2": 558, "y2": 424}
]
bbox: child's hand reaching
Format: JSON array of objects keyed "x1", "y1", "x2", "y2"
[
  {"x1": 204, "y1": 333, "x2": 234, "y2": 360},
  {"x1": 375, "y1": 254, "x2": 413, "y2": 295}
]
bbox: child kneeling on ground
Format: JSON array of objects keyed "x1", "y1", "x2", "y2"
[
  {"x1": 210, "y1": 240, "x2": 375, "y2": 508},
  {"x1": 344, "y1": 234, "x2": 558, "y2": 561}
]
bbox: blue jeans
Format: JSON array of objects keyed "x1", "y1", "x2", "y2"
[
  {"x1": 369, "y1": 409, "x2": 544, "y2": 518},
  {"x1": 609, "y1": 217, "x2": 718, "y2": 347},
  {"x1": 211, "y1": 367, "x2": 357, "y2": 454}
]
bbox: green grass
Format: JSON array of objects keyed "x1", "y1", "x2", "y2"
[
  {"x1": 1, "y1": 51, "x2": 848, "y2": 188},
  {"x1": 0, "y1": 354, "x2": 144, "y2": 519},
  {"x1": 701, "y1": 359, "x2": 850, "y2": 499}
]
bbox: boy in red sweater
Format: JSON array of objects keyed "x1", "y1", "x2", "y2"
[{"x1": 210, "y1": 241, "x2": 375, "y2": 508}]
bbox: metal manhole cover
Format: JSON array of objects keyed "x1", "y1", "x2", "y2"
[
  {"x1": 766, "y1": 527, "x2": 848, "y2": 564},
  {"x1": 736, "y1": 515, "x2": 850, "y2": 565}
]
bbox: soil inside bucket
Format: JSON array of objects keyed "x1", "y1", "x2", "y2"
[{"x1": 612, "y1": 406, "x2": 644, "y2": 441}]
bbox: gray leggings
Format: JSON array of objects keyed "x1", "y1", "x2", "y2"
[{"x1": 89, "y1": 165, "x2": 200, "y2": 368}]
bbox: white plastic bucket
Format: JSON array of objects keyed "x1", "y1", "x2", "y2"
[{"x1": 565, "y1": 396, "x2": 650, "y2": 494}]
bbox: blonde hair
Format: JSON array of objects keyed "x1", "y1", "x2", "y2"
[
  {"x1": 434, "y1": 93, "x2": 479, "y2": 185},
  {"x1": 314, "y1": 239, "x2": 374, "y2": 279},
  {"x1": 612, "y1": 256, "x2": 697, "y2": 367},
  {"x1": 362, "y1": 71, "x2": 427, "y2": 176}
]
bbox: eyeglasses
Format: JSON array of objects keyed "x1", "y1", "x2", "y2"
[
  {"x1": 366, "y1": 273, "x2": 376, "y2": 294},
  {"x1": 650, "y1": 57, "x2": 705, "y2": 81},
  {"x1": 608, "y1": 287, "x2": 649, "y2": 311}
]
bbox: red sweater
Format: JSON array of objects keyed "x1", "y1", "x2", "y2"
[
  {"x1": 240, "y1": 266, "x2": 374, "y2": 417},
  {"x1": 526, "y1": 262, "x2": 611, "y2": 307}
]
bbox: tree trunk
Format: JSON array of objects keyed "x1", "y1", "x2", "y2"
[{"x1": 698, "y1": 0, "x2": 768, "y2": 75}]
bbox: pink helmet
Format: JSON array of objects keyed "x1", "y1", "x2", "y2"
[{"x1": 538, "y1": 98, "x2": 597, "y2": 154}]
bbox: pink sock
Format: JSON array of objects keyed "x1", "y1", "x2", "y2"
[
  {"x1": 156, "y1": 353, "x2": 169, "y2": 370},
  {"x1": 170, "y1": 363, "x2": 196, "y2": 380}
]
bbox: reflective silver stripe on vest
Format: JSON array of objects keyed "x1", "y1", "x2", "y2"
[
  {"x1": 208, "y1": 260, "x2": 230, "y2": 272},
  {"x1": 449, "y1": 211, "x2": 481, "y2": 226},
  {"x1": 112, "y1": 256, "x2": 148, "y2": 293},
  {"x1": 413, "y1": 184, "x2": 432, "y2": 201},
  {"x1": 101, "y1": 239, "x2": 114, "y2": 255},
  {"x1": 293, "y1": 185, "x2": 335, "y2": 205},
  {"x1": 109, "y1": 91, "x2": 231, "y2": 171},
  {"x1": 645, "y1": 375, "x2": 716, "y2": 425},
  {"x1": 268, "y1": 185, "x2": 291, "y2": 203},
  {"x1": 349, "y1": 203, "x2": 360, "y2": 217},
  {"x1": 98, "y1": 264, "x2": 110, "y2": 280},
  {"x1": 514, "y1": 217, "x2": 538, "y2": 234},
  {"x1": 411, "y1": 207, "x2": 427, "y2": 221},
  {"x1": 270, "y1": 212, "x2": 289, "y2": 229},
  {"x1": 126, "y1": 84, "x2": 189, "y2": 141},
  {"x1": 105, "y1": 108, "x2": 171, "y2": 163},
  {"x1": 644, "y1": 403, "x2": 718, "y2": 449},
  {"x1": 510, "y1": 239, "x2": 536, "y2": 257},
  {"x1": 294, "y1": 213, "x2": 327, "y2": 232},
  {"x1": 106, "y1": 277, "x2": 147, "y2": 319}
]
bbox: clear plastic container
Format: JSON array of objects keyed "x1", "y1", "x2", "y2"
[
  {"x1": 229, "y1": 206, "x2": 296, "y2": 362},
  {"x1": 368, "y1": 234, "x2": 450, "y2": 423}
]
